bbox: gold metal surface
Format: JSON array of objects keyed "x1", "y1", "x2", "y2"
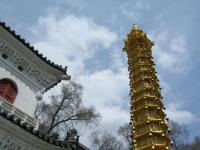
[{"x1": 123, "y1": 25, "x2": 173, "y2": 150}]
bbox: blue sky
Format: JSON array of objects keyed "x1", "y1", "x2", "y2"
[{"x1": 1, "y1": 0, "x2": 200, "y2": 145}]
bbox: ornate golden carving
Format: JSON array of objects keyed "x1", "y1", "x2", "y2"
[{"x1": 123, "y1": 25, "x2": 173, "y2": 150}]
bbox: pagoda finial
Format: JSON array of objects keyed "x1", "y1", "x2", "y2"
[{"x1": 132, "y1": 24, "x2": 139, "y2": 30}]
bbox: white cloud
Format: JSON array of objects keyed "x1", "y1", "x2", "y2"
[
  {"x1": 30, "y1": 7, "x2": 196, "y2": 146},
  {"x1": 149, "y1": 29, "x2": 196, "y2": 127},
  {"x1": 98, "y1": 106, "x2": 129, "y2": 130},
  {"x1": 31, "y1": 12, "x2": 130, "y2": 145},
  {"x1": 77, "y1": 68, "x2": 130, "y2": 146},
  {"x1": 30, "y1": 14, "x2": 118, "y2": 76},
  {"x1": 166, "y1": 102, "x2": 196, "y2": 125},
  {"x1": 78, "y1": 68, "x2": 129, "y2": 107},
  {"x1": 150, "y1": 31, "x2": 191, "y2": 73}
]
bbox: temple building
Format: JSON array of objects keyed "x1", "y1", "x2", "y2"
[
  {"x1": 123, "y1": 25, "x2": 173, "y2": 150},
  {"x1": 0, "y1": 22, "x2": 89, "y2": 150}
]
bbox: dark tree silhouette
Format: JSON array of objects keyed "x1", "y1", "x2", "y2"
[
  {"x1": 169, "y1": 120, "x2": 188, "y2": 150},
  {"x1": 90, "y1": 130, "x2": 125, "y2": 150},
  {"x1": 117, "y1": 123, "x2": 131, "y2": 148},
  {"x1": 35, "y1": 81, "x2": 100, "y2": 138}
]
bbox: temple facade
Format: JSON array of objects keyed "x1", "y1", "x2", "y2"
[
  {"x1": 123, "y1": 25, "x2": 173, "y2": 150},
  {"x1": 0, "y1": 22, "x2": 88, "y2": 150}
]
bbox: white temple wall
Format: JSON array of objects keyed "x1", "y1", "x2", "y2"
[{"x1": 0, "y1": 66, "x2": 37, "y2": 117}]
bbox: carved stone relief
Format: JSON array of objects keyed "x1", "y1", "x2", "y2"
[{"x1": 0, "y1": 39, "x2": 57, "y2": 89}]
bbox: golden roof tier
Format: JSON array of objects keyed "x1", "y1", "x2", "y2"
[{"x1": 123, "y1": 25, "x2": 173, "y2": 150}]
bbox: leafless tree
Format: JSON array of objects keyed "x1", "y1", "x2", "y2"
[
  {"x1": 35, "y1": 81, "x2": 100, "y2": 137},
  {"x1": 90, "y1": 131, "x2": 124, "y2": 150},
  {"x1": 117, "y1": 123, "x2": 131, "y2": 148},
  {"x1": 178, "y1": 135, "x2": 200, "y2": 150},
  {"x1": 191, "y1": 136, "x2": 200, "y2": 150},
  {"x1": 169, "y1": 120, "x2": 188, "y2": 150}
]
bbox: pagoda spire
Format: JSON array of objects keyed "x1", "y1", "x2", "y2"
[{"x1": 123, "y1": 25, "x2": 173, "y2": 150}]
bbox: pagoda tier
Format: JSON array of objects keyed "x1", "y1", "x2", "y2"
[{"x1": 123, "y1": 25, "x2": 173, "y2": 150}]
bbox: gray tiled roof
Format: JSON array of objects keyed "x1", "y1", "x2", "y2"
[{"x1": 0, "y1": 21, "x2": 67, "y2": 74}]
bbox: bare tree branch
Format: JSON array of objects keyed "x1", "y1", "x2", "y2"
[
  {"x1": 35, "y1": 81, "x2": 100, "y2": 138},
  {"x1": 90, "y1": 130, "x2": 124, "y2": 150},
  {"x1": 117, "y1": 123, "x2": 132, "y2": 148},
  {"x1": 169, "y1": 120, "x2": 188, "y2": 150},
  {"x1": 47, "y1": 95, "x2": 67, "y2": 134}
]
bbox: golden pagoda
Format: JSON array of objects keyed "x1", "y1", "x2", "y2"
[{"x1": 123, "y1": 25, "x2": 173, "y2": 150}]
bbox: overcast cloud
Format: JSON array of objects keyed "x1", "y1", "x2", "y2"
[{"x1": 1, "y1": 0, "x2": 199, "y2": 146}]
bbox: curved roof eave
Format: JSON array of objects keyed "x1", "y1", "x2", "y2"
[{"x1": 0, "y1": 21, "x2": 68, "y2": 75}]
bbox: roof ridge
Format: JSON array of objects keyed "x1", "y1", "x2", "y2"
[
  {"x1": 0, "y1": 21, "x2": 67, "y2": 74},
  {"x1": 0, "y1": 111, "x2": 77, "y2": 148}
]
